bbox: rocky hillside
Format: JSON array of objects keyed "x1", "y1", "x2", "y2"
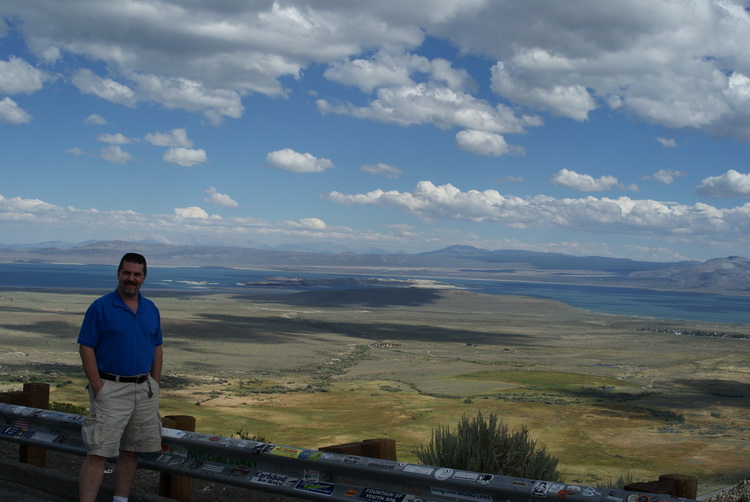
[{"x1": 627, "y1": 256, "x2": 750, "y2": 293}]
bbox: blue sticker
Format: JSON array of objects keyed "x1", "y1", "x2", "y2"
[
  {"x1": 358, "y1": 488, "x2": 407, "y2": 502},
  {"x1": 295, "y1": 479, "x2": 335, "y2": 495}
]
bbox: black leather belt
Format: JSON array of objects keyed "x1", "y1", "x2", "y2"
[{"x1": 99, "y1": 370, "x2": 148, "y2": 383}]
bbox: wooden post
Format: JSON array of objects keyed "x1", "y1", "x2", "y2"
[
  {"x1": 362, "y1": 438, "x2": 397, "y2": 461},
  {"x1": 159, "y1": 415, "x2": 196, "y2": 502},
  {"x1": 624, "y1": 481, "x2": 673, "y2": 495},
  {"x1": 19, "y1": 383, "x2": 50, "y2": 467},
  {"x1": 23, "y1": 382, "x2": 51, "y2": 409},
  {"x1": 659, "y1": 474, "x2": 698, "y2": 500},
  {"x1": 625, "y1": 474, "x2": 698, "y2": 499},
  {"x1": 0, "y1": 383, "x2": 50, "y2": 467}
]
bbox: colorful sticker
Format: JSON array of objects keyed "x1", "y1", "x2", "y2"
[
  {"x1": 358, "y1": 487, "x2": 407, "y2": 502},
  {"x1": 2, "y1": 425, "x2": 25, "y2": 437},
  {"x1": 295, "y1": 479, "x2": 336, "y2": 495},
  {"x1": 270, "y1": 445, "x2": 306, "y2": 458}
]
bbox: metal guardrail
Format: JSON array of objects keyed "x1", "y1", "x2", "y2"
[{"x1": 0, "y1": 402, "x2": 697, "y2": 502}]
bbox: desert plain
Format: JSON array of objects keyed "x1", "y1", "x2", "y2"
[{"x1": 1, "y1": 284, "x2": 749, "y2": 495}]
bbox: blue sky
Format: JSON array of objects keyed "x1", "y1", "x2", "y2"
[{"x1": 2, "y1": 1, "x2": 750, "y2": 261}]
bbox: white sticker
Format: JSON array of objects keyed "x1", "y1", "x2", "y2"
[
  {"x1": 403, "y1": 465, "x2": 434, "y2": 476},
  {"x1": 435, "y1": 468, "x2": 454, "y2": 481}
]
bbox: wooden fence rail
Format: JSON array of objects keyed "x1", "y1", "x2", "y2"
[{"x1": 0, "y1": 382, "x2": 50, "y2": 467}]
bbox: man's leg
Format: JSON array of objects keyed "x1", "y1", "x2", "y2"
[
  {"x1": 114, "y1": 450, "x2": 139, "y2": 498},
  {"x1": 79, "y1": 454, "x2": 107, "y2": 502}
]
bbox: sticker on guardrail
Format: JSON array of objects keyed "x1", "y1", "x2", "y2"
[
  {"x1": 357, "y1": 487, "x2": 407, "y2": 502},
  {"x1": 431, "y1": 486, "x2": 493, "y2": 502},
  {"x1": 294, "y1": 479, "x2": 336, "y2": 496}
]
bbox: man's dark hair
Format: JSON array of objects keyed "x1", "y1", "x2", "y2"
[{"x1": 118, "y1": 252, "x2": 148, "y2": 275}]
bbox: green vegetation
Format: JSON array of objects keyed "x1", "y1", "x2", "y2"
[
  {"x1": 414, "y1": 411, "x2": 560, "y2": 480},
  {"x1": 596, "y1": 471, "x2": 639, "y2": 490},
  {"x1": 2, "y1": 287, "x2": 749, "y2": 493},
  {"x1": 50, "y1": 401, "x2": 87, "y2": 415},
  {"x1": 231, "y1": 427, "x2": 266, "y2": 442}
]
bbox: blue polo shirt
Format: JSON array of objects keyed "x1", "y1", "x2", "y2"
[{"x1": 77, "y1": 289, "x2": 163, "y2": 376}]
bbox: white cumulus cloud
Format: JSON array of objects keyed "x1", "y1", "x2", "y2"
[
  {"x1": 163, "y1": 147, "x2": 207, "y2": 167},
  {"x1": 324, "y1": 50, "x2": 476, "y2": 94},
  {"x1": 0, "y1": 57, "x2": 47, "y2": 94},
  {"x1": 326, "y1": 181, "x2": 744, "y2": 239},
  {"x1": 204, "y1": 186, "x2": 239, "y2": 208},
  {"x1": 174, "y1": 206, "x2": 209, "y2": 219},
  {"x1": 4, "y1": 1, "x2": 750, "y2": 140},
  {"x1": 145, "y1": 128, "x2": 193, "y2": 147},
  {"x1": 0, "y1": 97, "x2": 32, "y2": 124},
  {"x1": 130, "y1": 73, "x2": 243, "y2": 125},
  {"x1": 656, "y1": 137, "x2": 677, "y2": 148},
  {"x1": 491, "y1": 59, "x2": 596, "y2": 121},
  {"x1": 696, "y1": 170, "x2": 750, "y2": 198},
  {"x1": 285, "y1": 217, "x2": 327, "y2": 230},
  {"x1": 455, "y1": 129, "x2": 521, "y2": 157},
  {"x1": 550, "y1": 169, "x2": 625, "y2": 192},
  {"x1": 83, "y1": 114, "x2": 107, "y2": 125},
  {"x1": 99, "y1": 145, "x2": 134, "y2": 164},
  {"x1": 318, "y1": 83, "x2": 542, "y2": 134},
  {"x1": 265, "y1": 148, "x2": 334, "y2": 173},
  {"x1": 72, "y1": 69, "x2": 137, "y2": 107}
]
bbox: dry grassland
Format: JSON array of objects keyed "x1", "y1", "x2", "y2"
[{"x1": 1, "y1": 287, "x2": 749, "y2": 494}]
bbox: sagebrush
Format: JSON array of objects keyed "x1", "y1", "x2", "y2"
[{"x1": 414, "y1": 410, "x2": 560, "y2": 481}]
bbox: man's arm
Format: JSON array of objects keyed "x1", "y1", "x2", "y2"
[
  {"x1": 150, "y1": 345, "x2": 163, "y2": 384},
  {"x1": 79, "y1": 345, "x2": 103, "y2": 396}
]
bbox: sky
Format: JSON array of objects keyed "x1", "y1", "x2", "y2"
[{"x1": 2, "y1": 1, "x2": 750, "y2": 262}]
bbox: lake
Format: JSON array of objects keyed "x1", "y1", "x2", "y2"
[{"x1": 1, "y1": 262, "x2": 748, "y2": 325}]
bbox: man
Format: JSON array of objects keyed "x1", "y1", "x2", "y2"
[{"x1": 77, "y1": 252, "x2": 163, "y2": 502}]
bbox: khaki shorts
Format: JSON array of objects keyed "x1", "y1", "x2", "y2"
[{"x1": 81, "y1": 377, "x2": 162, "y2": 458}]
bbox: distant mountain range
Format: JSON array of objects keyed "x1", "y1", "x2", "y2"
[
  {"x1": 1, "y1": 240, "x2": 748, "y2": 294},
  {"x1": 627, "y1": 255, "x2": 750, "y2": 292}
]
